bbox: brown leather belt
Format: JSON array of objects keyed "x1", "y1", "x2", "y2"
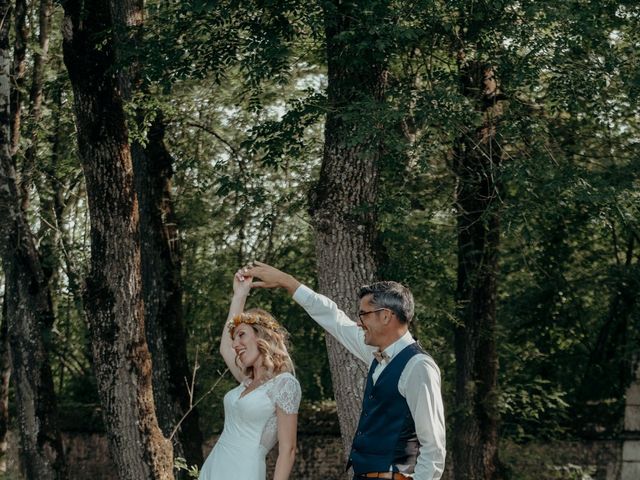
[{"x1": 360, "y1": 473, "x2": 410, "y2": 479}]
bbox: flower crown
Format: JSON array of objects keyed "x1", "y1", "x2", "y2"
[{"x1": 228, "y1": 312, "x2": 281, "y2": 335}]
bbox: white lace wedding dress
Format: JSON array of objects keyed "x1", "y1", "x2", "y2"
[{"x1": 199, "y1": 372, "x2": 301, "y2": 480}]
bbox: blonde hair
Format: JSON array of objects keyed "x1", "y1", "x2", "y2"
[{"x1": 230, "y1": 308, "x2": 295, "y2": 379}]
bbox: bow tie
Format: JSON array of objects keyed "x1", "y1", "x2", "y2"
[{"x1": 373, "y1": 349, "x2": 390, "y2": 364}]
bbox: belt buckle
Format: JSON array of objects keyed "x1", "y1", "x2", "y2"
[{"x1": 363, "y1": 472, "x2": 409, "y2": 479}]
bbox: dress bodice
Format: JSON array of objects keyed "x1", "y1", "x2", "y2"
[
  {"x1": 221, "y1": 372, "x2": 301, "y2": 452},
  {"x1": 199, "y1": 372, "x2": 301, "y2": 480}
]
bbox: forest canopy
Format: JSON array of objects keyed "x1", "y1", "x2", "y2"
[{"x1": 0, "y1": 0, "x2": 638, "y2": 479}]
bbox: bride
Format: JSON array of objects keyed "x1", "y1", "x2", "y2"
[{"x1": 199, "y1": 266, "x2": 301, "y2": 480}]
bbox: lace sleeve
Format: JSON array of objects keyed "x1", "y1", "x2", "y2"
[{"x1": 272, "y1": 373, "x2": 301, "y2": 415}]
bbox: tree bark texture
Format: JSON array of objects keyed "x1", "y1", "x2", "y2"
[
  {"x1": 30, "y1": 0, "x2": 57, "y2": 296},
  {"x1": 10, "y1": 0, "x2": 27, "y2": 156},
  {"x1": 24, "y1": 0, "x2": 54, "y2": 185},
  {"x1": 29, "y1": 0, "x2": 53, "y2": 124},
  {"x1": 452, "y1": 61, "x2": 504, "y2": 480},
  {"x1": 311, "y1": 0, "x2": 389, "y2": 461},
  {"x1": 108, "y1": 0, "x2": 203, "y2": 468},
  {"x1": 135, "y1": 116, "x2": 204, "y2": 468},
  {"x1": 61, "y1": 1, "x2": 174, "y2": 479},
  {"x1": 44, "y1": 85, "x2": 83, "y2": 303},
  {"x1": 0, "y1": 2, "x2": 68, "y2": 477},
  {"x1": 0, "y1": 298, "x2": 10, "y2": 473}
]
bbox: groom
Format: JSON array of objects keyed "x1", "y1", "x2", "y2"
[{"x1": 244, "y1": 262, "x2": 446, "y2": 480}]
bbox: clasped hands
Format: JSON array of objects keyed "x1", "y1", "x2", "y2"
[{"x1": 236, "y1": 261, "x2": 301, "y2": 295}]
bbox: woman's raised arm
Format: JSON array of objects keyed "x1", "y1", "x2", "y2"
[{"x1": 219, "y1": 269, "x2": 252, "y2": 382}]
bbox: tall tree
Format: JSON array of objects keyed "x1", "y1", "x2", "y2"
[
  {"x1": 10, "y1": 0, "x2": 27, "y2": 156},
  {"x1": 452, "y1": 60, "x2": 504, "y2": 479},
  {"x1": 109, "y1": 0, "x2": 203, "y2": 467},
  {"x1": 136, "y1": 114, "x2": 204, "y2": 468},
  {"x1": 28, "y1": 0, "x2": 57, "y2": 308},
  {"x1": 3, "y1": 0, "x2": 22, "y2": 471},
  {"x1": 0, "y1": 295, "x2": 10, "y2": 473},
  {"x1": 61, "y1": 1, "x2": 174, "y2": 478},
  {"x1": 0, "y1": 1, "x2": 68, "y2": 477},
  {"x1": 310, "y1": 0, "x2": 390, "y2": 459},
  {"x1": 25, "y1": 0, "x2": 54, "y2": 181}
]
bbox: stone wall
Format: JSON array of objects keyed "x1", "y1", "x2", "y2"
[
  {"x1": 501, "y1": 440, "x2": 621, "y2": 480},
  {"x1": 0, "y1": 432, "x2": 624, "y2": 480}
]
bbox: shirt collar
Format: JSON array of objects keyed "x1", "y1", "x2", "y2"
[{"x1": 380, "y1": 330, "x2": 414, "y2": 362}]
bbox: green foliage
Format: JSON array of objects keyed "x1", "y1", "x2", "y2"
[
  {"x1": 159, "y1": 66, "x2": 331, "y2": 435},
  {"x1": 6, "y1": 0, "x2": 637, "y2": 463},
  {"x1": 143, "y1": 0, "x2": 323, "y2": 91},
  {"x1": 174, "y1": 457, "x2": 200, "y2": 478},
  {"x1": 159, "y1": 0, "x2": 639, "y2": 443}
]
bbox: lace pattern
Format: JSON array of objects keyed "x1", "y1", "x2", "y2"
[
  {"x1": 269, "y1": 373, "x2": 302, "y2": 414},
  {"x1": 259, "y1": 372, "x2": 301, "y2": 450}
]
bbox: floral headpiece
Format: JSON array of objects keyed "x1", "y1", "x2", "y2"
[{"x1": 228, "y1": 312, "x2": 281, "y2": 335}]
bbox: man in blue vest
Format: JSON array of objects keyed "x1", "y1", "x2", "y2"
[{"x1": 243, "y1": 261, "x2": 446, "y2": 480}]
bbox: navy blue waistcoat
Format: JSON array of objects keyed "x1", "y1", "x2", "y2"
[{"x1": 348, "y1": 342, "x2": 425, "y2": 475}]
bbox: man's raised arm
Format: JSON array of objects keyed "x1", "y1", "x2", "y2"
[
  {"x1": 245, "y1": 262, "x2": 373, "y2": 364},
  {"x1": 242, "y1": 261, "x2": 301, "y2": 294}
]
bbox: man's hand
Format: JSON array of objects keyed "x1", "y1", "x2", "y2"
[{"x1": 245, "y1": 261, "x2": 301, "y2": 295}]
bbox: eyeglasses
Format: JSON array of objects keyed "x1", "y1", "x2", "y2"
[{"x1": 357, "y1": 308, "x2": 391, "y2": 322}]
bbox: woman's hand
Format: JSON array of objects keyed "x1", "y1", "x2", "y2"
[{"x1": 233, "y1": 267, "x2": 252, "y2": 298}]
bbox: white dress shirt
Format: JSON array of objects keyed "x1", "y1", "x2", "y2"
[{"x1": 293, "y1": 285, "x2": 446, "y2": 480}]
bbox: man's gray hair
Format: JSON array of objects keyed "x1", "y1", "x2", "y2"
[{"x1": 358, "y1": 281, "x2": 414, "y2": 325}]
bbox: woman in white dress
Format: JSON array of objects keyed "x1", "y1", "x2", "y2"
[{"x1": 199, "y1": 266, "x2": 301, "y2": 480}]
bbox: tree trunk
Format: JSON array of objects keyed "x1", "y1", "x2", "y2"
[
  {"x1": 0, "y1": 2, "x2": 68, "y2": 477},
  {"x1": 45, "y1": 83, "x2": 84, "y2": 310},
  {"x1": 108, "y1": 0, "x2": 203, "y2": 468},
  {"x1": 61, "y1": 1, "x2": 174, "y2": 479},
  {"x1": 136, "y1": 115, "x2": 204, "y2": 468},
  {"x1": 32, "y1": 0, "x2": 57, "y2": 289},
  {"x1": 25, "y1": 0, "x2": 54, "y2": 179},
  {"x1": 311, "y1": 0, "x2": 389, "y2": 463},
  {"x1": 452, "y1": 61, "x2": 503, "y2": 480},
  {"x1": 10, "y1": 0, "x2": 27, "y2": 156},
  {"x1": 29, "y1": 0, "x2": 53, "y2": 126},
  {"x1": 0, "y1": 296, "x2": 10, "y2": 473}
]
